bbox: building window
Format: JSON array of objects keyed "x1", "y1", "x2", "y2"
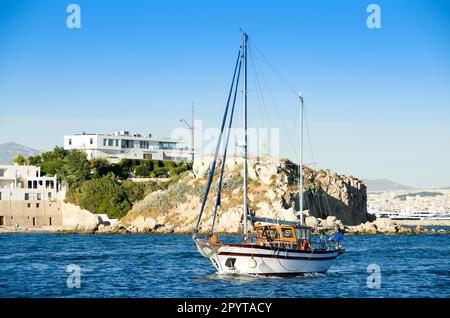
[
  {"x1": 36, "y1": 203, "x2": 40, "y2": 208},
  {"x1": 69, "y1": 139, "x2": 72, "y2": 145},
  {"x1": 160, "y1": 142, "x2": 176, "y2": 150},
  {"x1": 0, "y1": 192, "x2": 2, "y2": 200},
  {"x1": 37, "y1": 193, "x2": 42, "y2": 201},
  {"x1": 121, "y1": 140, "x2": 133, "y2": 148},
  {"x1": 27, "y1": 203, "x2": 31, "y2": 208},
  {"x1": 49, "y1": 217, "x2": 52, "y2": 226},
  {"x1": 0, "y1": 169, "x2": 5, "y2": 177},
  {"x1": 108, "y1": 139, "x2": 114, "y2": 147},
  {"x1": 90, "y1": 138, "x2": 93, "y2": 145},
  {"x1": 25, "y1": 193, "x2": 29, "y2": 200},
  {"x1": 103, "y1": 139, "x2": 107, "y2": 146}
]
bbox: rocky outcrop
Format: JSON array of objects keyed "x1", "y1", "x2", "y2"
[
  {"x1": 280, "y1": 162, "x2": 373, "y2": 225},
  {"x1": 120, "y1": 155, "x2": 373, "y2": 233},
  {"x1": 61, "y1": 203, "x2": 120, "y2": 233}
]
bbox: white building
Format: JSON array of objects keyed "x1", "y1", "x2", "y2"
[
  {"x1": 0, "y1": 165, "x2": 60, "y2": 201},
  {"x1": 63, "y1": 131, "x2": 192, "y2": 162},
  {"x1": 0, "y1": 165, "x2": 63, "y2": 227}
]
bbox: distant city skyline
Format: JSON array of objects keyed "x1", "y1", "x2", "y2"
[{"x1": 1, "y1": 0, "x2": 449, "y2": 188}]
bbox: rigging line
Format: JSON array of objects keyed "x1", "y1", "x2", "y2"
[
  {"x1": 249, "y1": 38, "x2": 298, "y2": 97},
  {"x1": 247, "y1": 47, "x2": 265, "y2": 129},
  {"x1": 303, "y1": 108, "x2": 317, "y2": 169},
  {"x1": 250, "y1": 41, "x2": 297, "y2": 150},
  {"x1": 248, "y1": 45, "x2": 271, "y2": 133},
  {"x1": 195, "y1": 47, "x2": 242, "y2": 232},
  {"x1": 211, "y1": 58, "x2": 242, "y2": 234}
]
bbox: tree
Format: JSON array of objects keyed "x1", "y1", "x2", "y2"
[
  {"x1": 13, "y1": 154, "x2": 27, "y2": 166},
  {"x1": 78, "y1": 173, "x2": 132, "y2": 219},
  {"x1": 40, "y1": 146, "x2": 66, "y2": 176},
  {"x1": 60, "y1": 149, "x2": 90, "y2": 189},
  {"x1": 28, "y1": 155, "x2": 42, "y2": 166},
  {"x1": 89, "y1": 158, "x2": 111, "y2": 179}
]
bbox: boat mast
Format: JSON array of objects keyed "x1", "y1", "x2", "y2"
[
  {"x1": 298, "y1": 93, "x2": 304, "y2": 226},
  {"x1": 242, "y1": 33, "x2": 249, "y2": 241}
]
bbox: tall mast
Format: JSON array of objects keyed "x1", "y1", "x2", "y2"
[
  {"x1": 242, "y1": 33, "x2": 249, "y2": 241},
  {"x1": 298, "y1": 93, "x2": 304, "y2": 226}
]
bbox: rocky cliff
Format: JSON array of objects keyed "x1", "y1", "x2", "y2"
[{"x1": 120, "y1": 156, "x2": 374, "y2": 233}]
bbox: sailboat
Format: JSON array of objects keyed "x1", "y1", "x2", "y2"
[{"x1": 193, "y1": 33, "x2": 344, "y2": 276}]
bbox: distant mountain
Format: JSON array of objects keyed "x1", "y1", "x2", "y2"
[
  {"x1": 363, "y1": 178, "x2": 414, "y2": 192},
  {"x1": 0, "y1": 142, "x2": 44, "y2": 164}
]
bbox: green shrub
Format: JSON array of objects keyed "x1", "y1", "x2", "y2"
[
  {"x1": 135, "y1": 165, "x2": 150, "y2": 177},
  {"x1": 222, "y1": 175, "x2": 243, "y2": 192}
]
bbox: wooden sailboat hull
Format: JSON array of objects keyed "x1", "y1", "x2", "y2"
[{"x1": 194, "y1": 238, "x2": 340, "y2": 276}]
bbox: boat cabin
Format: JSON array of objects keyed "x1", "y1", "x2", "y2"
[{"x1": 254, "y1": 224, "x2": 312, "y2": 249}]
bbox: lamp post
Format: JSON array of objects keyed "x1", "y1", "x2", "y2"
[{"x1": 179, "y1": 102, "x2": 195, "y2": 162}]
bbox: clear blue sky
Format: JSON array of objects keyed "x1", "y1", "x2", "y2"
[{"x1": 0, "y1": 0, "x2": 449, "y2": 188}]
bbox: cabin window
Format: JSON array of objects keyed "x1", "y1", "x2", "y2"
[
  {"x1": 256, "y1": 229, "x2": 264, "y2": 238},
  {"x1": 268, "y1": 228, "x2": 279, "y2": 239},
  {"x1": 281, "y1": 227, "x2": 294, "y2": 238}
]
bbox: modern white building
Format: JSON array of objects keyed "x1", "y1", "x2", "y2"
[{"x1": 63, "y1": 131, "x2": 192, "y2": 162}]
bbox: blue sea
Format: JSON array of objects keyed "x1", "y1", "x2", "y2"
[{"x1": 0, "y1": 233, "x2": 449, "y2": 298}]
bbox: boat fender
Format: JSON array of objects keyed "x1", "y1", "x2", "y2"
[
  {"x1": 248, "y1": 257, "x2": 257, "y2": 269},
  {"x1": 210, "y1": 234, "x2": 218, "y2": 244},
  {"x1": 300, "y1": 240, "x2": 310, "y2": 250}
]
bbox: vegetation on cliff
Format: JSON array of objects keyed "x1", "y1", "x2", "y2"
[{"x1": 14, "y1": 147, "x2": 192, "y2": 218}]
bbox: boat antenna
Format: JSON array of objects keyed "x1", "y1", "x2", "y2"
[
  {"x1": 242, "y1": 32, "x2": 249, "y2": 242},
  {"x1": 298, "y1": 92, "x2": 304, "y2": 226}
]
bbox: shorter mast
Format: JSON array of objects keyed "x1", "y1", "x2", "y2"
[{"x1": 298, "y1": 93, "x2": 304, "y2": 226}]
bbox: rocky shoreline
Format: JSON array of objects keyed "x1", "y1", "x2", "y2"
[{"x1": 1, "y1": 216, "x2": 449, "y2": 235}]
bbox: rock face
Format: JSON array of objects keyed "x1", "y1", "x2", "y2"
[
  {"x1": 280, "y1": 161, "x2": 373, "y2": 225},
  {"x1": 61, "y1": 203, "x2": 119, "y2": 233},
  {"x1": 120, "y1": 155, "x2": 373, "y2": 233}
]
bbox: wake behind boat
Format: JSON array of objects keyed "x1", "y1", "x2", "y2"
[{"x1": 193, "y1": 33, "x2": 344, "y2": 277}]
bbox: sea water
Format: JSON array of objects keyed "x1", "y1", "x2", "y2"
[{"x1": 0, "y1": 233, "x2": 449, "y2": 297}]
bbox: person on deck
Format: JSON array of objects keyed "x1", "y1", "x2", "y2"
[{"x1": 330, "y1": 227, "x2": 345, "y2": 249}]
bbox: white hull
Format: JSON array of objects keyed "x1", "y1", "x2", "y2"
[{"x1": 195, "y1": 238, "x2": 340, "y2": 276}]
